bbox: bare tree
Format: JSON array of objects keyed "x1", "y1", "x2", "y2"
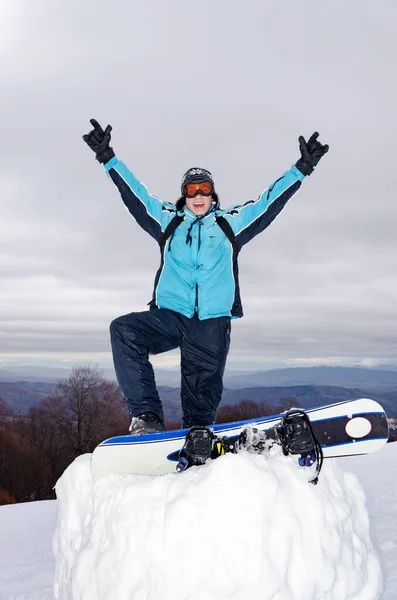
[
  {"x1": 0, "y1": 366, "x2": 130, "y2": 501},
  {"x1": 49, "y1": 364, "x2": 128, "y2": 456}
]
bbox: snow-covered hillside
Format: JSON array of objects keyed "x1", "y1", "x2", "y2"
[
  {"x1": 1, "y1": 443, "x2": 396, "y2": 600},
  {"x1": 0, "y1": 499, "x2": 57, "y2": 600}
]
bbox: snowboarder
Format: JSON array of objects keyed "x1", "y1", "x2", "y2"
[{"x1": 83, "y1": 120, "x2": 329, "y2": 435}]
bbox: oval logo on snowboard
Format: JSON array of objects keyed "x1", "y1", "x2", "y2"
[{"x1": 345, "y1": 417, "x2": 372, "y2": 439}]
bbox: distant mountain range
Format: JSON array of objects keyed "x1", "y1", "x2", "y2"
[
  {"x1": 224, "y1": 365, "x2": 397, "y2": 389},
  {"x1": 0, "y1": 365, "x2": 180, "y2": 386},
  {"x1": 0, "y1": 365, "x2": 396, "y2": 419},
  {"x1": 1, "y1": 364, "x2": 397, "y2": 387}
]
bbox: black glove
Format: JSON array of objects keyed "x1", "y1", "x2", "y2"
[
  {"x1": 295, "y1": 132, "x2": 329, "y2": 176},
  {"x1": 82, "y1": 118, "x2": 115, "y2": 164}
]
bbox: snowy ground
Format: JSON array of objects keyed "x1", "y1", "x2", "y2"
[
  {"x1": 0, "y1": 499, "x2": 57, "y2": 600},
  {"x1": 340, "y1": 444, "x2": 397, "y2": 598},
  {"x1": 0, "y1": 443, "x2": 396, "y2": 600}
]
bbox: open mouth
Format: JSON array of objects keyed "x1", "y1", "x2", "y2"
[{"x1": 193, "y1": 202, "x2": 205, "y2": 208}]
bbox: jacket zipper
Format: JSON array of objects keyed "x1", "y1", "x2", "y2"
[{"x1": 194, "y1": 221, "x2": 202, "y2": 315}]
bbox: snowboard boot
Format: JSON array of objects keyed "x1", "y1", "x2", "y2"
[
  {"x1": 129, "y1": 412, "x2": 166, "y2": 436},
  {"x1": 176, "y1": 426, "x2": 230, "y2": 472}
]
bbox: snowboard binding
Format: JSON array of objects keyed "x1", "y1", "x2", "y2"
[
  {"x1": 278, "y1": 410, "x2": 323, "y2": 485},
  {"x1": 236, "y1": 410, "x2": 323, "y2": 484},
  {"x1": 176, "y1": 426, "x2": 230, "y2": 472},
  {"x1": 178, "y1": 412, "x2": 323, "y2": 483}
]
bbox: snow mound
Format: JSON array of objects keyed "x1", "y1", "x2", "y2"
[{"x1": 53, "y1": 448, "x2": 383, "y2": 600}]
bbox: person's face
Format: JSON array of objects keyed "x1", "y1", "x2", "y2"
[
  {"x1": 185, "y1": 193, "x2": 213, "y2": 215},
  {"x1": 183, "y1": 180, "x2": 214, "y2": 215}
]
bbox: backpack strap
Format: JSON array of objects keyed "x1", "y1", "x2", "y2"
[
  {"x1": 215, "y1": 216, "x2": 240, "y2": 255},
  {"x1": 160, "y1": 214, "x2": 239, "y2": 254},
  {"x1": 160, "y1": 215, "x2": 184, "y2": 253}
]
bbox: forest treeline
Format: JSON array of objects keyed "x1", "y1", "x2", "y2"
[{"x1": 1, "y1": 365, "x2": 392, "y2": 505}]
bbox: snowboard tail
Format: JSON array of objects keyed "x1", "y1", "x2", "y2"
[{"x1": 91, "y1": 398, "x2": 389, "y2": 481}]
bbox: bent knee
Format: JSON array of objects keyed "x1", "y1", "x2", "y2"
[
  {"x1": 109, "y1": 314, "x2": 137, "y2": 335},
  {"x1": 109, "y1": 316, "x2": 122, "y2": 335}
]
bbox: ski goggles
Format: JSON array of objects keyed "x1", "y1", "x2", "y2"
[{"x1": 184, "y1": 181, "x2": 214, "y2": 198}]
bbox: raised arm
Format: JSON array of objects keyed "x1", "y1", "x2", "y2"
[
  {"x1": 222, "y1": 132, "x2": 329, "y2": 248},
  {"x1": 83, "y1": 119, "x2": 175, "y2": 243}
]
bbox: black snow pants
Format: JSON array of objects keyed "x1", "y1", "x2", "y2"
[{"x1": 109, "y1": 308, "x2": 231, "y2": 428}]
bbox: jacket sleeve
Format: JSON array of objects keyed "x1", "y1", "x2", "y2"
[
  {"x1": 104, "y1": 156, "x2": 175, "y2": 243},
  {"x1": 222, "y1": 165, "x2": 305, "y2": 247}
]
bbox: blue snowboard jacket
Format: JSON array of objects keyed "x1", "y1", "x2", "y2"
[{"x1": 105, "y1": 157, "x2": 305, "y2": 320}]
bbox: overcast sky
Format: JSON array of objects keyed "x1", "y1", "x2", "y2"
[{"x1": 1, "y1": 0, "x2": 396, "y2": 372}]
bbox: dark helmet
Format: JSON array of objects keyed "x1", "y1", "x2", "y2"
[{"x1": 176, "y1": 167, "x2": 219, "y2": 211}]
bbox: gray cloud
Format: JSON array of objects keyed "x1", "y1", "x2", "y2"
[{"x1": 1, "y1": 0, "x2": 396, "y2": 370}]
